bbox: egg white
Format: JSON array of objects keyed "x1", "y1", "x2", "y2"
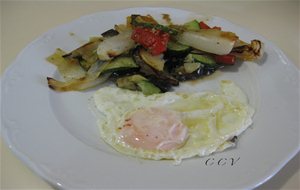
[{"x1": 91, "y1": 80, "x2": 254, "y2": 163}]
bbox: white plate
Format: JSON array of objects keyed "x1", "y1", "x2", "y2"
[{"x1": 1, "y1": 7, "x2": 299, "y2": 189}]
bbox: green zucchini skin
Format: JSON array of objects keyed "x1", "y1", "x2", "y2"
[
  {"x1": 116, "y1": 74, "x2": 161, "y2": 95},
  {"x1": 183, "y1": 20, "x2": 200, "y2": 31},
  {"x1": 102, "y1": 56, "x2": 139, "y2": 73},
  {"x1": 191, "y1": 54, "x2": 218, "y2": 68},
  {"x1": 166, "y1": 53, "x2": 221, "y2": 81},
  {"x1": 166, "y1": 41, "x2": 191, "y2": 57}
]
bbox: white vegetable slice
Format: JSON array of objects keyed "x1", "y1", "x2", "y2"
[
  {"x1": 97, "y1": 30, "x2": 135, "y2": 60},
  {"x1": 47, "y1": 61, "x2": 110, "y2": 91},
  {"x1": 46, "y1": 48, "x2": 86, "y2": 80},
  {"x1": 47, "y1": 73, "x2": 111, "y2": 91},
  {"x1": 176, "y1": 29, "x2": 238, "y2": 55}
]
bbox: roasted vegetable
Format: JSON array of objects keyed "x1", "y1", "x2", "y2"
[
  {"x1": 47, "y1": 73, "x2": 111, "y2": 91},
  {"x1": 97, "y1": 30, "x2": 135, "y2": 61},
  {"x1": 183, "y1": 62, "x2": 201, "y2": 73},
  {"x1": 139, "y1": 48, "x2": 165, "y2": 71},
  {"x1": 102, "y1": 56, "x2": 139, "y2": 73},
  {"x1": 171, "y1": 65, "x2": 216, "y2": 81},
  {"x1": 101, "y1": 29, "x2": 119, "y2": 38},
  {"x1": 166, "y1": 41, "x2": 191, "y2": 57},
  {"x1": 47, "y1": 61, "x2": 110, "y2": 91},
  {"x1": 168, "y1": 53, "x2": 219, "y2": 81},
  {"x1": 47, "y1": 48, "x2": 86, "y2": 80},
  {"x1": 199, "y1": 21, "x2": 211, "y2": 29},
  {"x1": 114, "y1": 24, "x2": 131, "y2": 33},
  {"x1": 116, "y1": 74, "x2": 144, "y2": 90},
  {"x1": 176, "y1": 29, "x2": 238, "y2": 55},
  {"x1": 116, "y1": 74, "x2": 161, "y2": 95},
  {"x1": 231, "y1": 40, "x2": 264, "y2": 61},
  {"x1": 131, "y1": 27, "x2": 170, "y2": 55},
  {"x1": 133, "y1": 47, "x2": 179, "y2": 91},
  {"x1": 214, "y1": 54, "x2": 236, "y2": 65},
  {"x1": 63, "y1": 38, "x2": 102, "y2": 70},
  {"x1": 191, "y1": 54, "x2": 218, "y2": 68},
  {"x1": 183, "y1": 20, "x2": 200, "y2": 31}
]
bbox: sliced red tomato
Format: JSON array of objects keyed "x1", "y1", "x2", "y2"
[
  {"x1": 131, "y1": 27, "x2": 170, "y2": 55},
  {"x1": 199, "y1": 21, "x2": 211, "y2": 29},
  {"x1": 215, "y1": 54, "x2": 236, "y2": 65},
  {"x1": 199, "y1": 21, "x2": 222, "y2": 30}
]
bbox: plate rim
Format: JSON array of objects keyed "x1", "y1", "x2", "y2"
[{"x1": 1, "y1": 6, "x2": 299, "y2": 189}]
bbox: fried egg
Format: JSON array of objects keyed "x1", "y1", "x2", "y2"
[{"x1": 91, "y1": 80, "x2": 254, "y2": 163}]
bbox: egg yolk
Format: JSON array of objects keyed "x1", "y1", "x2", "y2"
[{"x1": 119, "y1": 107, "x2": 188, "y2": 151}]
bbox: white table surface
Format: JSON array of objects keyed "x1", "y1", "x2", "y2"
[{"x1": 1, "y1": 1, "x2": 299, "y2": 189}]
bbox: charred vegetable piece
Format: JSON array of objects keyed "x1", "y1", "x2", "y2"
[
  {"x1": 62, "y1": 38, "x2": 102, "y2": 70},
  {"x1": 47, "y1": 48, "x2": 86, "y2": 80},
  {"x1": 231, "y1": 40, "x2": 264, "y2": 61},
  {"x1": 133, "y1": 48, "x2": 179, "y2": 91},
  {"x1": 101, "y1": 29, "x2": 119, "y2": 38},
  {"x1": 102, "y1": 56, "x2": 139, "y2": 73},
  {"x1": 136, "y1": 48, "x2": 178, "y2": 86},
  {"x1": 63, "y1": 38, "x2": 102, "y2": 59},
  {"x1": 116, "y1": 74, "x2": 161, "y2": 95},
  {"x1": 164, "y1": 56, "x2": 185, "y2": 74},
  {"x1": 116, "y1": 74, "x2": 144, "y2": 90},
  {"x1": 97, "y1": 30, "x2": 135, "y2": 61},
  {"x1": 47, "y1": 61, "x2": 110, "y2": 91},
  {"x1": 130, "y1": 15, "x2": 178, "y2": 35},
  {"x1": 78, "y1": 60, "x2": 91, "y2": 71},
  {"x1": 171, "y1": 65, "x2": 216, "y2": 81},
  {"x1": 47, "y1": 73, "x2": 111, "y2": 92},
  {"x1": 169, "y1": 53, "x2": 219, "y2": 81},
  {"x1": 109, "y1": 69, "x2": 139, "y2": 79},
  {"x1": 139, "y1": 48, "x2": 165, "y2": 71}
]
